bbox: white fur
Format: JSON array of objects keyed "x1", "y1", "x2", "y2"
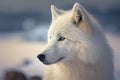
[{"x1": 38, "y1": 2, "x2": 114, "y2": 80}]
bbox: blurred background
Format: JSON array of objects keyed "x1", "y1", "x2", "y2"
[{"x1": 0, "y1": 0, "x2": 120, "y2": 80}]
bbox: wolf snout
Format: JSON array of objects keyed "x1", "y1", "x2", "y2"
[{"x1": 37, "y1": 54, "x2": 46, "y2": 62}]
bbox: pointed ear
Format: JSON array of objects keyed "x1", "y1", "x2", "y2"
[
  {"x1": 71, "y1": 3, "x2": 83, "y2": 25},
  {"x1": 72, "y1": 3, "x2": 91, "y2": 34},
  {"x1": 51, "y1": 5, "x2": 63, "y2": 22}
]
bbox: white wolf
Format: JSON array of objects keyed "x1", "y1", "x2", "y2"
[{"x1": 37, "y1": 2, "x2": 114, "y2": 80}]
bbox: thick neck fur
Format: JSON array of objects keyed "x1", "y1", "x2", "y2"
[
  {"x1": 58, "y1": 57, "x2": 96, "y2": 80},
  {"x1": 55, "y1": 54, "x2": 114, "y2": 80}
]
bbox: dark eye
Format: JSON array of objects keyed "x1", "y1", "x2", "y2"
[{"x1": 58, "y1": 37, "x2": 65, "y2": 41}]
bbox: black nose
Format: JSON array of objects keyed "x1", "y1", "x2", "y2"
[{"x1": 37, "y1": 54, "x2": 46, "y2": 62}]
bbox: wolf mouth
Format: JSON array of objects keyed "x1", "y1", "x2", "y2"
[
  {"x1": 56, "y1": 57, "x2": 65, "y2": 62},
  {"x1": 43, "y1": 57, "x2": 65, "y2": 65}
]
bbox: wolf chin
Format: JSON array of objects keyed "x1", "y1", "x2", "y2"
[{"x1": 37, "y1": 2, "x2": 114, "y2": 80}]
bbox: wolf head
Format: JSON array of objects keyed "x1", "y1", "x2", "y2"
[{"x1": 37, "y1": 3, "x2": 99, "y2": 65}]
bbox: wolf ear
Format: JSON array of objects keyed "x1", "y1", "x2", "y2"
[
  {"x1": 71, "y1": 3, "x2": 91, "y2": 34},
  {"x1": 71, "y1": 3, "x2": 83, "y2": 25},
  {"x1": 51, "y1": 5, "x2": 63, "y2": 22}
]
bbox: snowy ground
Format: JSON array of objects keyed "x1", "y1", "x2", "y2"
[{"x1": 0, "y1": 32, "x2": 120, "y2": 80}]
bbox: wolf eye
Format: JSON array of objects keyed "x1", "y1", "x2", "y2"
[{"x1": 58, "y1": 37, "x2": 65, "y2": 41}]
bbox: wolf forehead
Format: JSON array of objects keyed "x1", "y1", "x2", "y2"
[
  {"x1": 48, "y1": 17, "x2": 86, "y2": 43},
  {"x1": 49, "y1": 14, "x2": 75, "y2": 34}
]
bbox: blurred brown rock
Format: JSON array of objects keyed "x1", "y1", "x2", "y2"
[
  {"x1": 30, "y1": 76, "x2": 42, "y2": 80},
  {"x1": 4, "y1": 70, "x2": 27, "y2": 80}
]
